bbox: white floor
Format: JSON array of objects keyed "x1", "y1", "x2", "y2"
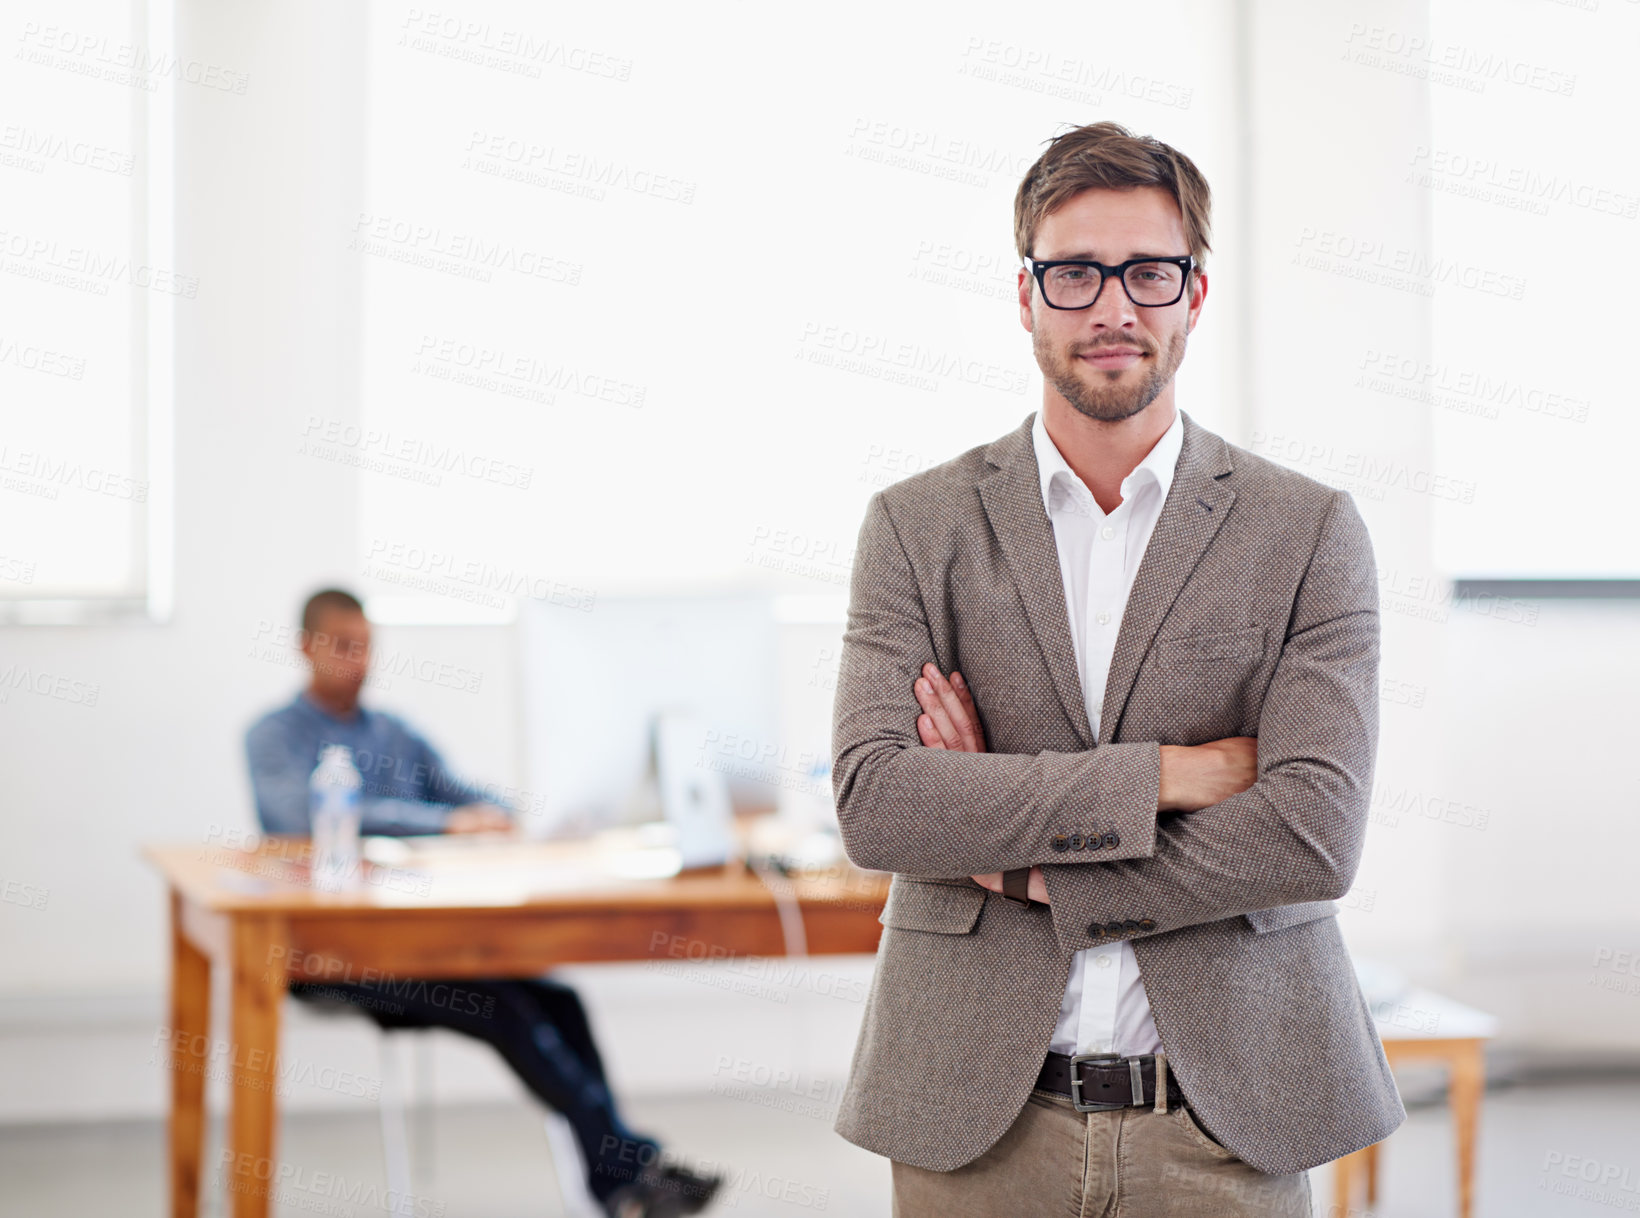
[{"x1": 1, "y1": 1078, "x2": 1636, "y2": 1217}]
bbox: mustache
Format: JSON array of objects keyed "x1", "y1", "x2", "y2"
[{"x1": 1072, "y1": 338, "x2": 1153, "y2": 356}]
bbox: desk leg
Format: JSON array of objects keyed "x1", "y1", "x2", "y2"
[
  {"x1": 224, "y1": 914, "x2": 287, "y2": 1218},
  {"x1": 168, "y1": 892, "x2": 211, "y2": 1218},
  {"x1": 1331, "y1": 1146, "x2": 1364, "y2": 1216},
  {"x1": 1451, "y1": 1039, "x2": 1484, "y2": 1218}
]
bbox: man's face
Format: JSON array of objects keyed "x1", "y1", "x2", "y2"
[
  {"x1": 300, "y1": 608, "x2": 371, "y2": 702},
  {"x1": 1018, "y1": 185, "x2": 1206, "y2": 424}
]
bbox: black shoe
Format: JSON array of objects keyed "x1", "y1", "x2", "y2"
[{"x1": 601, "y1": 1158, "x2": 723, "y2": 1217}]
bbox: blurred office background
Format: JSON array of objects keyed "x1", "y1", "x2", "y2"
[{"x1": 2, "y1": 0, "x2": 1637, "y2": 1214}]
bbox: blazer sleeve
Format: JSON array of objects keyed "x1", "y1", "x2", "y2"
[
  {"x1": 831, "y1": 490, "x2": 1163, "y2": 878},
  {"x1": 1038, "y1": 489, "x2": 1380, "y2": 954}
]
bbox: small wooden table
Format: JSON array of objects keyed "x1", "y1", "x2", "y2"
[
  {"x1": 144, "y1": 833, "x2": 889, "y2": 1218},
  {"x1": 1332, "y1": 987, "x2": 1498, "y2": 1218}
]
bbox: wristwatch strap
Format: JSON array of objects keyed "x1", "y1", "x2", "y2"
[{"x1": 1002, "y1": 867, "x2": 1032, "y2": 906}]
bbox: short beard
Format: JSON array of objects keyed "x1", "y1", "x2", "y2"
[{"x1": 1033, "y1": 320, "x2": 1186, "y2": 424}]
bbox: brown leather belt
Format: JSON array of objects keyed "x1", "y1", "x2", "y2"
[{"x1": 1035, "y1": 1051, "x2": 1188, "y2": 1113}]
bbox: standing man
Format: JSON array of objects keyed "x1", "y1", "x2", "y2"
[
  {"x1": 245, "y1": 588, "x2": 721, "y2": 1218},
  {"x1": 830, "y1": 122, "x2": 1402, "y2": 1215}
]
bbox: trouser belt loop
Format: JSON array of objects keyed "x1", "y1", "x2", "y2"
[{"x1": 1154, "y1": 1052, "x2": 1168, "y2": 1114}]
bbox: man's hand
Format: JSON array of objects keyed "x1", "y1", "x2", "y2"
[
  {"x1": 914, "y1": 663, "x2": 987, "y2": 752},
  {"x1": 913, "y1": 663, "x2": 1050, "y2": 904},
  {"x1": 969, "y1": 867, "x2": 1051, "y2": 903},
  {"x1": 1158, "y1": 737, "x2": 1259, "y2": 812},
  {"x1": 445, "y1": 803, "x2": 516, "y2": 834}
]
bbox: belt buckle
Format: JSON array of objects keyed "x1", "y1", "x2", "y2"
[{"x1": 1067, "y1": 1052, "x2": 1129, "y2": 1113}]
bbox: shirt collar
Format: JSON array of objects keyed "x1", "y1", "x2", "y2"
[
  {"x1": 296, "y1": 688, "x2": 370, "y2": 727},
  {"x1": 1030, "y1": 407, "x2": 1185, "y2": 517}
]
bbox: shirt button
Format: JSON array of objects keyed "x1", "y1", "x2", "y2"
[
  {"x1": 1096, "y1": 611, "x2": 1111, "y2": 626},
  {"x1": 1094, "y1": 955, "x2": 1113, "y2": 969},
  {"x1": 1100, "y1": 526, "x2": 1115, "y2": 540}
]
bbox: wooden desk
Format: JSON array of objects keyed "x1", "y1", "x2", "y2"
[
  {"x1": 1332, "y1": 988, "x2": 1498, "y2": 1218},
  {"x1": 144, "y1": 834, "x2": 889, "y2": 1218}
]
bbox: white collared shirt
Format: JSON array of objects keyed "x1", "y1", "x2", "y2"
[{"x1": 1031, "y1": 406, "x2": 1185, "y2": 1058}]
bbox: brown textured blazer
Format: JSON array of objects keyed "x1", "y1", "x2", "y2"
[{"x1": 829, "y1": 408, "x2": 1405, "y2": 1175}]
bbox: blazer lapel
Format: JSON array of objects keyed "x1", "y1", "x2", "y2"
[
  {"x1": 1098, "y1": 410, "x2": 1237, "y2": 743},
  {"x1": 977, "y1": 414, "x2": 1096, "y2": 749}
]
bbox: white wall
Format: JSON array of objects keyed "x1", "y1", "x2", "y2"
[{"x1": 3, "y1": 0, "x2": 1636, "y2": 1125}]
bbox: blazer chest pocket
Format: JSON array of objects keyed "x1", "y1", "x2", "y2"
[
  {"x1": 1154, "y1": 625, "x2": 1268, "y2": 667},
  {"x1": 879, "y1": 878, "x2": 987, "y2": 934},
  {"x1": 1244, "y1": 900, "x2": 1338, "y2": 934}
]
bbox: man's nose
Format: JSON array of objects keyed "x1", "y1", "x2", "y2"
[{"x1": 1086, "y1": 274, "x2": 1139, "y2": 327}]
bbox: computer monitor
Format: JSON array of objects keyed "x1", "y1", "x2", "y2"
[{"x1": 517, "y1": 591, "x2": 784, "y2": 846}]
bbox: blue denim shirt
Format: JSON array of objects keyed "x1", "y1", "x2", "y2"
[{"x1": 245, "y1": 691, "x2": 494, "y2": 836}]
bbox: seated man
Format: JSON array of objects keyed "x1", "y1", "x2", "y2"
[{"x1": 245, "y1": 587, "x2": 720, "y2": 1218}]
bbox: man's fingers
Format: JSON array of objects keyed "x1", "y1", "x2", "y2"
[
  {"x1": 916, "y1": 676, "x2": 964, "y2": 749},
  {"x1": 950, "y1": 671, "x2": 986, "y2": 751},
  {"x1": 917, "y1": 713, "x2": 947, "y2": 749},
  {"x1": 922, "y1": 664, "x2": 982, "y2": 752}
]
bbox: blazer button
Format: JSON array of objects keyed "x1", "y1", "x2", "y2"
[
  {"x1": 1122, "y1": 919, "x2": 1142, "y2": 932},
  {"x1": 1052, "y1": 835, "x2": 1071, "y2": 852},
  {"x1": 1067, "y1": 833, "x2": 1084, "y2": 850},
  {"x1": 1102, "y1": 831, "x2": 1120, "y2": 849},
  {"x1": 1087, "y1": 921, "x2": 1105, "y2": 938},
  {"x1": 1138, "y1": 919, "x2": 1156, "y2": 931},
  {"x1": 1105, "y1": 921, "x2": 1128, "y2": 936}
]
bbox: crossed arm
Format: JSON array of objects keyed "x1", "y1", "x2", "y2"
[{"x1": 832, "y1": 488, "x2": 1380, "y2": 954}]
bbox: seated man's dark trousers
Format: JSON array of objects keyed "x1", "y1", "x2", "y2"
[{"x1": 287, "y1": 974, "x2": 657, "y2": 1204}]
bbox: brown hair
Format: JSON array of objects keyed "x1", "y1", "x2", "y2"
[{"x1": 1013, "y1": 121, "x2": 1213, "y2": 277}]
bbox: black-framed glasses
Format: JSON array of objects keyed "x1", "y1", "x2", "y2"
[{"x1": 1023, "y1": 254, "x2": 1196, "y2": 309}]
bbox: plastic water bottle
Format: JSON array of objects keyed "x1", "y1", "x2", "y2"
[{"x1": 310, "y1": 744, "x2": 363, "y2": 892}]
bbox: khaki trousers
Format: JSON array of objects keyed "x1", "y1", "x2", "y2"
[{"x1": 891, "y1": 1086, "x2": 1313, "y2": 1218}]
